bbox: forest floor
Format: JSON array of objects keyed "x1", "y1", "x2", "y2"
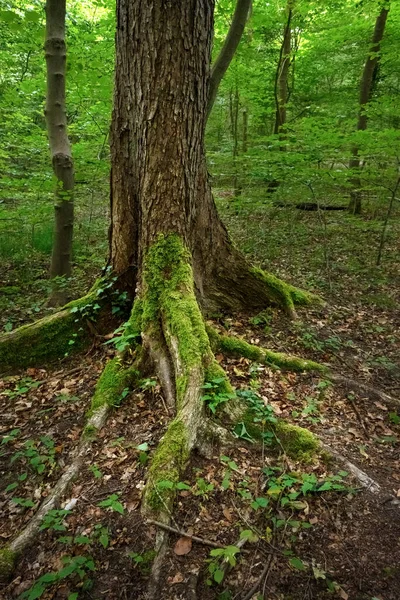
[{"x1": 0, "y1": 197, "x2": 399, "y2": 600}]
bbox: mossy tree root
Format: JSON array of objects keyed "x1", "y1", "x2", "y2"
[
  {"x1": 0, "y1": 279, "x2": 107, "y2": 373},
  {"x1": 207, "y1": 327, "x2": 329, "y2": 374},
  {"x1": 208, "y1": 328, "x2": 399, "y2": 407},
  {"x1": 0, "y1": 357, "x2": 138, "y2": 582}
]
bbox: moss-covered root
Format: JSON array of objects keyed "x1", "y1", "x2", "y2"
[
  {"x1": 0, "y1": 279, "x2": 105, "y2": 372},
  {"x1": 207, "y1": 327, "x2": 328, "y2": 374},
  {"x1": 250, "y1": 267, "x2": 323, "y2": 319},
  {"x1": 1, "y1": 358, "x2": 137, "y2": 579},
  {"x1": 0, "y1": 547, "x2": 17, "y2": 583},
  {"x1": 275, "y1": 421, "x2": 320, "y2": 462},
  {"x1": 141, "y1": 235, "x2": 214, "y2": 518}
]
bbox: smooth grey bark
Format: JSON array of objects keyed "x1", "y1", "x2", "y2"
[
  {"x1": 45, "y1": 0, "x2": 74, "y2": 284},
  {"x1": 207, "y1": 0, "x2": 252, "y2": 118},
  {"x1": 349, "y1": 5, "x2": 390, "y2": 214}
]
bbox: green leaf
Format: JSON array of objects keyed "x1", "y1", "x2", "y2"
[
  {"x1": 213, "y1": 569, "x2": 225, "y2": 584},
  {"x1": 289, "y1": 557, "x2": 306, "y2": 571}
]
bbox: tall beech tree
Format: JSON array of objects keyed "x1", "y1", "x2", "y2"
[
  {"x1": 349, "y1": 2, "x2": 390, "y2": 214},
  {"x1": 45, "y1": 0, "x2": 74, "y2": 294}
]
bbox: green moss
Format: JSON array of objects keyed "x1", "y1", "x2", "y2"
[
  {"x1": 142, "y1": 235, "x2": 211, "y2": 370},
  {"x1": 275, "y1": 421, "x2": 320, "y2": 462},
  {"x1": 0, "y1": 278, "x2": 107, "y2": 371},
  {"x1": 144, "y1": 418, "x2": 189, "y2": 511},
  {"x1": 176, "y1": 374, "x2": 188, "y2": 407},
  {"x1": 0, "y1": 547, "x2": 16, "y2": 581},
  {"x1": 124, "y1": 297, "x2": 144, "y2": 341},
  {"x1": 250, "y1": 267, "x2": 321, "y2": 311},
  {"x1": 204, "y1": 359, "x2": 233, "y2": 394},
  {"x1": 215, "y1": 332, "x2": 328, "y2": 374},
  {"x1": 82, "y1": 424, "x2": 97, "y2": 440},
  {"x1": 89, "y1": 358, "x2": 137, "y2": 415}
]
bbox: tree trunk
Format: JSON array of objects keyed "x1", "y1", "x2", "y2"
[
  {"x1": 268, "y1": 0, "x2": 294, "y2": 193},
  {"x1": 273, "y1": 0, "x2": 293, "y2": 139},
  {"x1": 207, "y1": 0, "x2": 252, "y2": 118},
  {"x1": 109, "y1": 0, "x2": 308, "y2": 316},
  {"x1": 349, "y1": 5, "x2": 390, "y2": 214},
  {"x1": 45, "y1": 0, "x2": 74, "y2": 287}
]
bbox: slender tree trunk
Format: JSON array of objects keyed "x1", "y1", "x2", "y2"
[
  {"x1": 242, "y1": 107, "x2": 248, "y2": 153},
  {"x1": 230, "y1": 86, "x2": 241, "y2": 197},
  {"x1": 207, "y1": 0, "x2": 252, "y2": 118},
  {"x1": 45, "y1": 0, "x2": 74, "y2": 287},
  {"x1": 349, "y1": 5, "x2": 390, "y2": 214},
  {"x1": 273, "y1": 1, "x2": 293, "y2": 139},
  {"x1": 268, "y1": 0, "x2": 294, "y2": 193}
]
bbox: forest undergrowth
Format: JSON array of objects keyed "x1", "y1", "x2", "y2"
[{"x1": 0, "y1": 193, "x2": 399, "y2": 600}]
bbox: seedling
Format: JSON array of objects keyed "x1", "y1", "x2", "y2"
[{"x1": 97, "y1": 493, "x2": 125, "y2": 514}]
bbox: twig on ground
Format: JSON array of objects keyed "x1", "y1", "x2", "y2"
[
  {"x1": 241, "y1": 554, "x2": 275, "y2": 600},
  {"x1": 146, "y1": 519, "x2": 224, "y2": 549}
]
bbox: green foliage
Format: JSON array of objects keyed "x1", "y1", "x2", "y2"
[
  {"x1": 11, "y1": 436, "x2": 57, "y2": 475},
  {"x1": 20, "y1": 555, "x2": 96, "y2": 600},
  {"x1": 202, "y1": 376, "x2": 237, "y2": 414},
  {"x1": 97, "y1": 493, "x2": 124, "y2": 514}
]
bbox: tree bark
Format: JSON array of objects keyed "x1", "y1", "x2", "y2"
[
  {"x1": 273, "y1": 0, "x2": 293, "y2": 139},
  {"x1": 207, "y1": 0, "x2": 252, "y2": 118},
  {"x1": 267, "y1": 0, "x2": 294, "y2": 193},
  {"x1": 349, "y1": 5, "x2": 390, "y2": 214},
  {"x1": 109, "y1": 0, "x2": 307, "y2": 315},
  {"x1": 45, "y1": 0, "x2": 74, "y2": 283}
]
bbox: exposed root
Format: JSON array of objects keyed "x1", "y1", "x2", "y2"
[
  {"x1": 0, "y1": 279, "x2": 107, "y2": 373},
  {"x1": 208, "y1": 328, "x2": 398, "y2": 408},
  {"x1": 322, "y1": 443, "x2": 400, "y2": 509},
  {"x1": 0, "y1": 357, "x2": 138, "y2": 581},
  {"x1": 329, "y1": 374, "x2": 400, "y2": 408},
  {"x1": 207, "y1": 327, "x2": 328, "y2": 373},
  {"x1": 250, "y1": 267, "x2": 322, "y2": 319}
]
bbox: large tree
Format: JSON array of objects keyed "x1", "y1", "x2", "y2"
[{"x1": 0, "y1": 0, "x2": 324, "y2": 588}]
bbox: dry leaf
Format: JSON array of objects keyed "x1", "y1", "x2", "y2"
[
  {"x1": 223, "y1": 507, "x2": 233, "y2": 522},
  {"x1": 174, "y1": 536, "x2": 192, "y2": 556},
  {"x1": 168, "y1": 572, "x2": 184, "y2": 585}
]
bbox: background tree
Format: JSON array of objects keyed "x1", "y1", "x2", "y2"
[
  {"x1": 349, "y1": 1, "x2": 390, "y2": 214},
  {"x1": 45, "y1": 0, "x2": 74, "y2": 300}
]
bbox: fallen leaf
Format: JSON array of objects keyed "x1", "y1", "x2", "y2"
[
  {"x1": 168, "y1": 572, "x2": 184, "y2": 584},
  {"x1": 174, "y1": 536, "x2": 192, "y2": 556}
]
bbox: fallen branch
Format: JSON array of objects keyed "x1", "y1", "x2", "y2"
[{"x1": 147, "y1": 519, "x2": 224, "y2": 549}]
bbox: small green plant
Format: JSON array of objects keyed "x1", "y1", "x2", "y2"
[
  {"x1": 137, "y1": 442, "x2": 150, "y2": 466},
  {"x1": 389, "y1": 412, "x2": 400, "y2": 425},
  {"x1": 202, "y1": 377, "x2": 236, "y2": 414},
  {"x1": 11, "y1": 436, "x2": 57, "y2": 475},
  {"x1": 40, "y1": 509, "x2": 72, "y2": 532},
  {"x1": 220, "y1": 455, "x2": 239, "y2": 491},
  {"x1": 139, "y1": 378, "x2": 157, "y2": 391},
  {"x1": 20, "y1": 555, "x2": 96, "y2": 600},
  {"x1": 11, "y1": 496, "x2": 36, "y2": 509},
  {"x1": 2, "y1": 377, "x2": 43, "y2": 399},
  {"x1": 194, "y1": 477, "x2": 215, "y2": 499},
  {"x1": 206, "y1": 545, "x2": 241, "y2": 585},
  {"x1": 236, "y1": 388, "x2": 277, "y2": 444},
  {"x1": 1, "y1": 428, "x2": 21, "y2": 445},
  {"x1": 104, "y1": 321, "x2": 141, "y2": 352},
  {"x1": 89, "y1": 463, "x2": 103, "y2": 479},
  {"x1": 97, "y1": 493, "x2": 125, "y2": 514},
  {"x1": 128, "y1": 549, "x2": 156, "y2": 573}
]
